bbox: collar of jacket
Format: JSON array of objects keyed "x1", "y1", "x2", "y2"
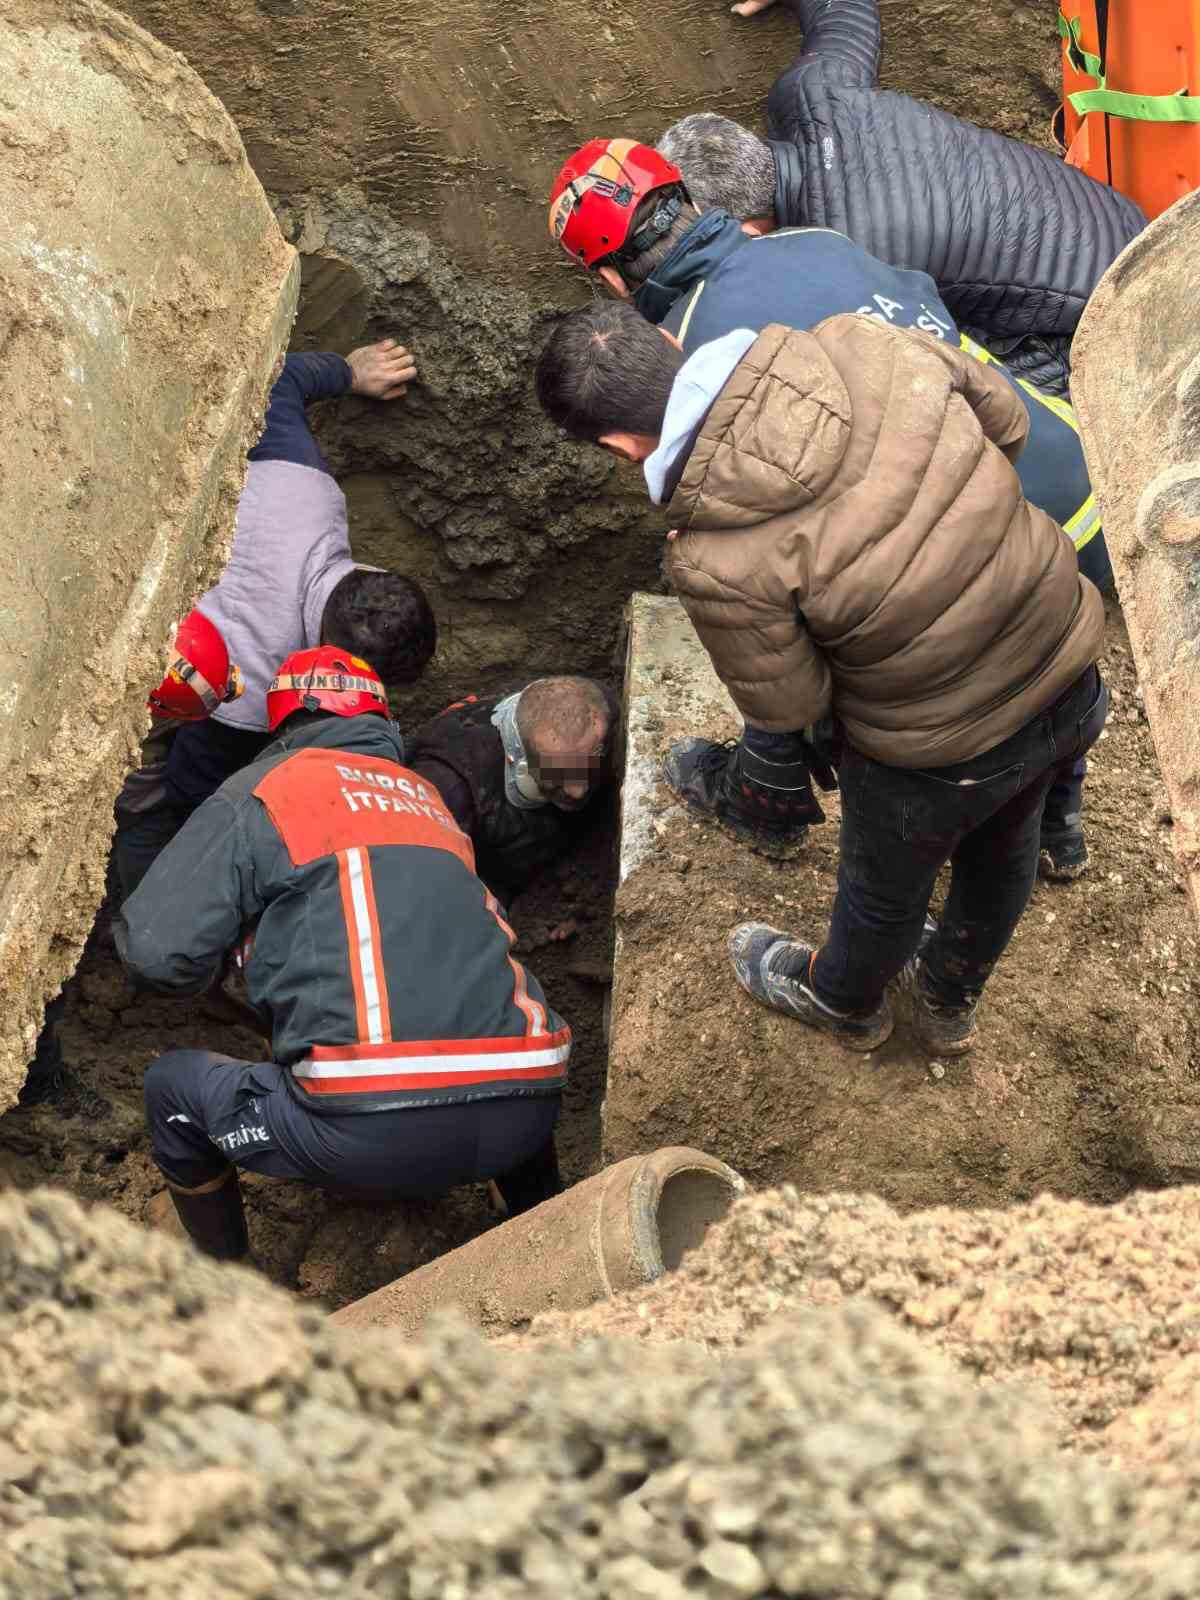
[
  {"x1": 631, "y1": 209, "x2": 746, "y2": 324},
  {"x1": 769, "y1": 140, "x2": 806, "y2": 227},
  {"x1": 644, "y1": 327, "x2": 759, "y2": 505},
  {"x1": 266, "y1": 712, "x2": 407, "y2": 765}
]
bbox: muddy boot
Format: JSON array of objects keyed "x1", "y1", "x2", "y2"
[
  {"x1": 894, "y1": 957, "x2": 978, "y2": 1056},
  {"x1": 663, "y1": 737, "x2": 818, "y2": 860},
  {"x1": 1038, "y1": 827, "x2": 1089, "y2": 882},
  {"x1": 18, "y1": 999, "x2": 112, "y2": 1119},
  {"x1": 165, "y1": 1171, "x2": 249, "y2": 1261},
  {"x1": 493, "y1": 1137, "x2": 564, "y2": 1218},
  {"x1": 728, "y1": 924, "x2": 893, "y2": 1052}
]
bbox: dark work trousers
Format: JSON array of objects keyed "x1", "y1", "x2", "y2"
[
  {"x1": 1041, "y1": 758, "x2": 1087, "y2": 845},
  {"x1": 145, "y1": 1048, "x2": 562, "y2": 1195},
  {"x1": 811, "y1": 666, "x2": 1108, "y2": 1014},
  {"x1": 113, "y1": 720, "x2": 273, "y2": 903}
]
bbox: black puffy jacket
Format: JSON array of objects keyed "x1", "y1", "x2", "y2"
[{"x1": 764, "y1": 0, "x2": 1145, "y2": 393}]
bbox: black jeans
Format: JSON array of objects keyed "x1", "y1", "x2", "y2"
[
  {"x1": 811, "y1": 667, "x2": 1108, "y2": 1014},
  {"x1": 145, "y1": 1048, "x2": 562, "y2": 1195}
]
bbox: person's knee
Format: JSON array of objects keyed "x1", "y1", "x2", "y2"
[{"x1": 143, "y1": 1049, "x2": 213, "y2": 1119}]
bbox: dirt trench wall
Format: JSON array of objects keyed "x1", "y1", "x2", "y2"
[
  {"x1": 117, "y1": 0, "x2": 1061, "y2": 709},
  {"x1": 1071, "y1": 186, "x2": 1200, "y2": 922},
  {"x1": 0, "y1": 0, "x2": 297, "y2": 1108}
]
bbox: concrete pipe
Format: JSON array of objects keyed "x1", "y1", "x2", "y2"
[{"x1": 329, "y1": 1146, "x2": 744, "y2": 1336}]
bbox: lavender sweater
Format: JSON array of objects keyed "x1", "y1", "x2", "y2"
[{"x1": 198, "y1": 354, "x2": 356, "y2": 731}]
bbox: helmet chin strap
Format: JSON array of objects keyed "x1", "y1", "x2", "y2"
[{"x1": 619, "y1": 191, "x2": 684, "y2": 262}]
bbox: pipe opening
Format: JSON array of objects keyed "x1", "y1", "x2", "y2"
[{"x1": 655, "y1": 1167, "x2": 738, "y2": 1273}]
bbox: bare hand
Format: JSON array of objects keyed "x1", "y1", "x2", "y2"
[
  {"x1": 549, "y1": 918, "x2": 580, "y2": 942},
  {"x1": 731, "y1": 0, "x2": 777, "y2": 13},
  {"x1": 347, "y1": 338, "x2": 418, "y2": 400}
]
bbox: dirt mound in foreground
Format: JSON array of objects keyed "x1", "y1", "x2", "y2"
[
  {"x1": 5, "y1": 1187, "x2": 1200, "y2": 1598},
  {"x1": 524, "y1": 1185, "x2": 1200, "y2": 1454}
]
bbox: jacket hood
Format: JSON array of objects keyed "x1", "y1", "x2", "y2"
[
  {"x1": 769, "y1": 139, "x2": 807, "y2": 226},
  {"x1": 668, "y1": 323, "x2": 852, "y2": 530},
  {"x1": 265, "y1": 712, "x2": 407, "y2": 764},
  {"x1": 632, "y1": 209, "x2": 747, "y2": 324}
]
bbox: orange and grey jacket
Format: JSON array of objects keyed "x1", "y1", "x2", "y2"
[{"x1": 114, "y1": 714, "x2": 570, "y2": 1114}]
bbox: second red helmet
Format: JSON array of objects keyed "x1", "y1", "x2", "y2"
[
  {"x1": 548, "y1": 138, "x2": 686, "y2": 267},
  {"x1": 147, "y1": 608, "x2": 243, "y2": 723},
  {"x1": 266, "y1": 645, "x2": 389, "y2": 732}
]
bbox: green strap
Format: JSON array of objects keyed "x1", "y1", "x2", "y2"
[{"x1": 1058, "y1": 10, "x2": 1200, "y2": 123}]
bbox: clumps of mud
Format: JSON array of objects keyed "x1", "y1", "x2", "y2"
[
  {"x1": 525, "y1": 1184, "x2": 1200, "y2": 1469},
  {"x1": 6, "y1": 1184, "x2": 1200, "y2": 1597}
]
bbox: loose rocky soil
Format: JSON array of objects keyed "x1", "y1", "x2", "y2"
[
  {"x1": 606, "y1": 603, "x2": 1200, "y2": 1211},
  {"x1": 8, "y1": 1182, "x2": 1200, "y2": 1597}
]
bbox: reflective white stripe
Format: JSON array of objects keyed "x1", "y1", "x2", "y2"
[
  {"x1": 345, "y1": 847, "x2": 384, "y2": 1045},
  {"x1": 293, "y1": 1043, "x2": 572, "y2": 1079},
  {"x1": 1065, "y1": 495, "x2": 1101, "y2": 545}
]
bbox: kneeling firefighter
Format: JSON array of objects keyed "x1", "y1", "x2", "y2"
[{"x1": 115, "y1": 645, "x2": 571, "y2": 1261}]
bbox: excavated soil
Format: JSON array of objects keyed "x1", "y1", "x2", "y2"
[
  {"x1": 606, "y1": 604, "x2": 1200, "y2": 1210},
  {"x1": 9, "y1": 1183, "x2": 1200, "y2": 1596}
]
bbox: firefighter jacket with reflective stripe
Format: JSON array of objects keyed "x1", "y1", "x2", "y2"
[
  {"x1": 114, "y1": 715, "x2": 570, "y2": 1114},
  {"x1": 764, "y1": 0, "x2": 1144, "y2": 396},
  {"x1": 406, "y1": 692, "x2": 591, "y2": 904}
]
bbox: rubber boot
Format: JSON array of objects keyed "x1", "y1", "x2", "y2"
[
  {"x1": 168, "y1": 1170, "x2": 249, "y2": 1261},
  {"x1": 494, "y1": 1136, "x2": 564, "y2": 1218}
]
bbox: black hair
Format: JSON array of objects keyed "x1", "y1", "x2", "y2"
[
  {"x1": 535, "y1": 302, "x2": 685, "y2": 444},
  {"x1": 609, "y1": 186, "x2": 700, "y2": 288},
  {"x1": 320, "y1": 570, "x2": 436, "y2": 686}
]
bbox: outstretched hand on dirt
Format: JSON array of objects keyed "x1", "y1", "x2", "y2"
[
  {"x1": 730, "y1": 0, "x2": 777, "y2": 14},
  {"x1": 347, "y1": 338, "x2": 418, "y2": 401}
]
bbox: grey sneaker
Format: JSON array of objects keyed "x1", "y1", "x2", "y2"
[
  {"x1": 728, "y1": 924, "x2": 893, "y2": 1052},
  {"x1": 894, "y1": 957, "x2": 978, "y2": 1056}
]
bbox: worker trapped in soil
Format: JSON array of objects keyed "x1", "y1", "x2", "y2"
[
  {"x1": 658, "y1": 0, "x2": 1144, "y2": 396},
  {"x1": 114, "y1": 647, "x2": 571, "y2": 1262},
  {"x1": 406, "y1": 677, "x2": 618, "y2": 920},
  {"x1": 547, "y1": 139, "x2": 1106, "y2": 882},
  {"x1": 112, "y1": 339, "x2": 437, "y2": 903},
  {"x1": 536, "y1": 305, "x2": 1108, "y2": 1057}
]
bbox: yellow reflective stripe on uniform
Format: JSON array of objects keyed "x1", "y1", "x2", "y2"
[
  {"x1": 1064, "y1": 493, "x2": 1101, "y2": 551},
  {"x1": 676, "y1": 281, "x2": 706, "y2": 345},
  {"x1": 957, "y1": 334, "x2": 1099, "y2": 548},
  {"x1": 1015, "y1": 377, "x2": 1078, "y2": 432}
]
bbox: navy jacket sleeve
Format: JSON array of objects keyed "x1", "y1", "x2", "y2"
[
  {"x1": 248, "y1": 352, "x2": 353, "y2": 474},
  {"x1": 114, "y1": 794, "x2": 265, "y2": 998},
  {"x1": 774, "y1": 0, "x2": 881, "y2": 89}
]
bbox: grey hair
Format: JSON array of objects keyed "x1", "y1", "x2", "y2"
[{"x1": 656, "y1": 113, "x2": 776, "y2": 221}]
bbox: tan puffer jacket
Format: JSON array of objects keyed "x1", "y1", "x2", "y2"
[{"x1": 664, "y1": 316, "x2": 1105, "y2": 768}]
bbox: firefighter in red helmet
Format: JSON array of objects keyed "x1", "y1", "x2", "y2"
[
  {"x1": 116, "y1": 645, "x2": 570, "y2": 1262},
  {"x1": 147, "y1": 609, "x2": 244, "y2": 723}
]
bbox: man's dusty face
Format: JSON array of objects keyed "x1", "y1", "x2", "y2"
[{"x1": 526, "y1": 716, "x2": 611, "y2": 811}]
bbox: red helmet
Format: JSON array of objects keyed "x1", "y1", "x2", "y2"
[
  {"x1": 147, "y1": 608, "x2": 243, "y2": 723},
  {"x1": 548, "y1": 138, "x2": 687, "y2": 267},
  {"x1": 266, "y1": 645, "x2": 389, "y2": 733}
]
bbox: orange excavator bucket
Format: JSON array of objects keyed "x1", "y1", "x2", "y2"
[{"x1": 1059, "y1": 0, "x2": 1200, "y2": 219}]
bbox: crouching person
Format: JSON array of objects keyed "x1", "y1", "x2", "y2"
[
  {"x1": 115, "y1": 646, "x2": 570, "y2": 1261},
  {"x1": 536, "y1": 305, "x2": 1107, "y2": 1055}
]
